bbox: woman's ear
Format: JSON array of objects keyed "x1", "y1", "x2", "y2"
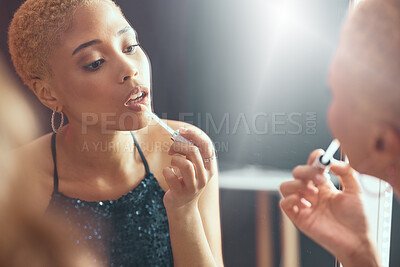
[
  {"x1": 30, "y1": 78, "x2": 61, "y2": 110},
  {"x1": 370, "y1": 123, "x2": 400, "y2": 164}
]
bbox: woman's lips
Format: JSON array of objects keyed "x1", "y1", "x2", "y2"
[
  {"x1": 124, "y1": 92, "x2": 149, "y2": 111},
  {"x1": 124, "y1": 86, "x2": 150, "y2": 111}
]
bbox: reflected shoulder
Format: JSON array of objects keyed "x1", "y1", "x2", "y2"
[
  {"x1": 13, "y1": 133, "x2": 55, "y2": 202},
  {"x1": 14, "y1": 132, "x2": 54, "y2": 169}
]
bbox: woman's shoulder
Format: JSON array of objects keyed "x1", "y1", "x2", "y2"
[
  {"x1": 138, "y1": 119, "x2": 213, "y2": 153},
  {"x1": 14, "y1": 133, "x2": 55, "y2": 192},
  {"x1": 10, "y1": 133, "x2": 55, "y2": 214},
  {"x1": 15, "y1": 133, "x2": 54, "y2": 168},
  {"x1": 164, "y1": 119, "x2": 201, "y2": 130},
  {"x1": 148, "y1": 119, "x2": 210, "y2": 142}
]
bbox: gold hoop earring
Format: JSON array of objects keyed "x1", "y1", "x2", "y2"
[{"x1": 51, "y1": 107, "x2": 64, "y2": 133}]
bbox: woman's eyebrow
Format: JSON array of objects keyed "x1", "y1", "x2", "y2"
[
  {"x1": 72, "y1": 39, "x2": 102, "y2": 56},
  {"x1": 72, "y1": 27, "x2": 135, "y2": 56},
  {"x1": 117, "y1": 26, "x2": 134, "y2": 36}
]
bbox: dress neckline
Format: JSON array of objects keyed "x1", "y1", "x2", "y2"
[
  {"x1": 50, "y1": 132, "x2": 164, "y2": 205},
  {"x1": 51, "y1": 172, "x2": 163, "y2": 206}
]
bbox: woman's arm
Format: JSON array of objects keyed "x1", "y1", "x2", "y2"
[
  {"x1": 162, "y1": 127, "x2": 223, "y2": 267},
  {"x1": 198, "y1": 172, "x2": 224, "y2": 266}
]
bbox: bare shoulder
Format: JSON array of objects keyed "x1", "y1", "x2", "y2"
[
  {"x1": 13, "y1": 133, "x2": 55, "y2": 213},
  {"x1": 139, "y1": 119, "x2": 210, "y2": 144},
  {"x1": 165, "y1": 119, "x2": 205, "y2": 132},
  {"x1": 15, "y1": 133, "x2": 54, "y2": 172},
  {"x1": 163, "y1": 119, "x2": 190, "y2": 129},
  {"x1": 162, "y1": 119, "x2": 212, "y2": 142}
]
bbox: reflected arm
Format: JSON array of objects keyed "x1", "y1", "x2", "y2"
[{"x1": 166, "y1": 172, "x2": 224, "y2": 267}]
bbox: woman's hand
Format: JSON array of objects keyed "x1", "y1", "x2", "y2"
[
  {"x1": 280, "y1": 149, "x2": 380, "y2": 267},
  {"x1": 162, "y1": 127, "x2": 217, "y2": 211}
]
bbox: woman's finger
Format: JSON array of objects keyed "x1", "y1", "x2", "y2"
[
  {"x1": 280, "y1": 180, "x2": 320, "y2": 207},
  {"x1": 178, "y1": 128, "x2": 215, "y2": 161},
  {"x1": 330, "y1": 159, "x2": 361, "y2": 194},
  {"x1": 169, "y1": 142, "x2": 204, "y2": 167},
  {"x1": 280, "y1": 194, "x2": 309, "y2": 222},
  {"x1": 163, "y1": 167, "x2": 183, "y2": 193},
  {"x1": 292, "y1": 165, "x2": 325, "y2": 183},
  {"x1": 280, "y1": 180, "x2": 318, "y2": 198},
  {"x1": 306, "y1": 149, "x2": 325, "y2": 165},
  {"x1": 168, "y1": 142, "x2": 207, "y2": 186},
  {"x1": 293, "y1": 165, "x2": 338, "y2": 193},
  {"x1": 170, "y1": 156, "x2": 197, "y2": 193}
]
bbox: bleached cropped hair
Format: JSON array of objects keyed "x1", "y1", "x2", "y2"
[{"x1": 8, "y1": 0, "x2": 121, "y2": 88}]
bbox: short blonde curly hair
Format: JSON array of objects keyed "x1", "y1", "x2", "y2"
[{"x1": 8, "y1": 0, "x2": 121, "y2": 88}]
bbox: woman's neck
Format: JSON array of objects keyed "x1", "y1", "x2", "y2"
[{"x1": 56, "y1": 123, "x2": 143, "y2": 181}]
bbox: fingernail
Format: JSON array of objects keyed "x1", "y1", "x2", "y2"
[
  {"x1": 293, "y1": 205, "x2": 299, "y2": 214},
  {"x1": 300, "y1": 198, "x2": 311, "y2": 208},
  {"x1": 314, "y1": 174, "x2": 326, "y2": 185},
  {"x1": 170, "y1": 167, "x2": 176, "y2": 174},
  {"x1": 307, "y1": 183, "x2": 319, "y2": 194},
  {"x1": 179, "y1": 127, "x2": 187, "y2": 133},
  {"x1": 331, "y1": 158, "x2": 346, "y2": 166}
]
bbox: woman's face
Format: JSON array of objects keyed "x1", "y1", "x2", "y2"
[
  {"x1": 327, "y1": 59, "x2": 384, "y2": 178},
  {"x1": 327, "y1": 88, "x2": 368, "y2": 169},
  {"x1": 47, "y1": 1, "x2": 151, "y2": 131}
]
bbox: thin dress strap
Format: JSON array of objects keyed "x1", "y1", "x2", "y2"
[
  {"x1": 51, "y1": 133, "x2": 59, "y2": 193},
  {"x1": 130, "y1": 131, "x2": 152, "y2": 176},
  {"x1": 51, "y1": 132, "x2": 151, "y2": 194}
]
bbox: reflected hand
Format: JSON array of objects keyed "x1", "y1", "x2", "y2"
[
  {"x1": 279, "y1": 149, "x2": 380, "y2": 267},
  {"x1": 162, "y1": 127, "x2": 217, "y2": 211}
]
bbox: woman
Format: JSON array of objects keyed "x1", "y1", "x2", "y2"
[
  {"x1": 8, "y1": 0, "x2": 223, "y2": 266},
  {"x1": 280, "y1": 0, "x2": 399, "y2": 266}
]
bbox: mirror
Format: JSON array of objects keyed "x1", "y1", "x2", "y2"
[{"x1": 0, "y1": 0, "x2": 395, "y2": 266}]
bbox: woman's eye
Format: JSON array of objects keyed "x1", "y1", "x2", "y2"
[
  {"x1": 124, "y1": 44, "x2": 140, "y2": 54},
  {"x1": 84, "y1": 59, "x2": 105, "y2": 71}
]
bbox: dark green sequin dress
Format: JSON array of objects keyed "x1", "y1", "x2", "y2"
[{"x1": 46, "y1": 133, "x2": 174, "y2": 267}]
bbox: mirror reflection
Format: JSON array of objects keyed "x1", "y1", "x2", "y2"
[{"x1": 0, "y1": 0, "x2": 398, "y2": 266}]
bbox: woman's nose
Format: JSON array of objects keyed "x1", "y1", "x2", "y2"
[
  {"x1": 122, "y1": 68, "x2": 139, "y2": 82},
  {"x1": 118, "y1": 56, "x2": 139, "y2": 83},
  {"x1": 122, "y1": 67, "x2": 139, "y2": 82}
]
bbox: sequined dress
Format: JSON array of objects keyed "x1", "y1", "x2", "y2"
[{"x1": 46, "y1": 133, "x2": 174, "y2": 267}]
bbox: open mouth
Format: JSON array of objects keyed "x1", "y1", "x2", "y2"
[
  {"x1": 123, "y1": 86, "x2": 150, "y2": 112},
  {"x1": 124, "y1": 91, "x2": 148, "y2": 106}
]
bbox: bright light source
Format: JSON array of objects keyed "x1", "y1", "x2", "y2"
[
  {"x1": 354, "y1": 0, "x2": 365, "y2": 6},
  {"x1": 272, "y1": 1, "x2": 301, "y2": 32}
]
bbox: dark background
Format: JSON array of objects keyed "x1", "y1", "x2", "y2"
[
  {"x1": 0, "y1": 0, "x2": 341, "y2": 166},
  {"x1": 1, "y1": 0, "x2": 398, "y2": 266}
]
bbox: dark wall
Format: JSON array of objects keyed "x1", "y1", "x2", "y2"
[
  {"x1": 113, "y1": 0, "x2": 348, "y2": 171},
  {"x1": 1, "y1": 0, "x2": 347, "y2": 170}
]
